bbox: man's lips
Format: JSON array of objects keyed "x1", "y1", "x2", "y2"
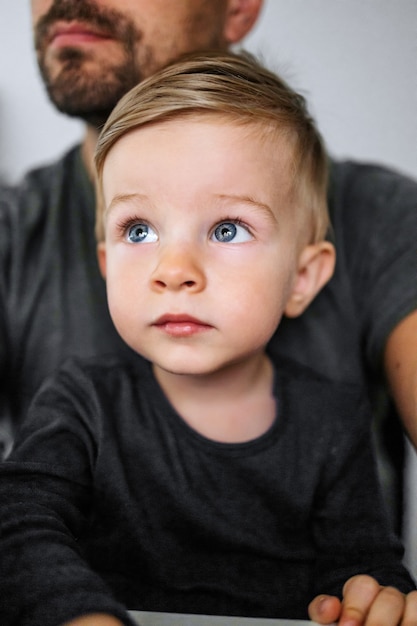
[
  {"x1": 48, "y1": 22, "x2": 113, "y2": 48},
  {"x1": 153, "y1": 314, "x2": 213, "y2": 337}
]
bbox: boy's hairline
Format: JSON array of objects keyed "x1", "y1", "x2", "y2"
[{"x1": 95, "y1": 110, "x2": 321, "y2": 245}]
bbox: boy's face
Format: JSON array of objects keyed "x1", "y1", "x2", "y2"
[{"x1": 99, "y1": 117, "x2": 306, "y2": 377}]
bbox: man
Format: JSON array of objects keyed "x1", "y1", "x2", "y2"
[{"x1": 1, "y1": 0, "x2": 416, "y2": 530}]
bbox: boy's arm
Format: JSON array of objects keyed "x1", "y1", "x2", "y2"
[
  {"x1": 0, "y1": 461, "x2": 132, "y2": 626},
  {"x1": 308, "y1": 574, "x2": 417, "y2": 625},
  {"x1": 0, "y1": 365, "x2": 135, "y2": 626}
]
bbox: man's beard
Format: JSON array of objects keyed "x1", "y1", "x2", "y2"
[{"x1": 34, "y1": 0, "x2": 144, "y2": 128}]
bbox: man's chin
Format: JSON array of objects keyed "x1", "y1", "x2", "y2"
[
  {"x1": 45, "y1": 76, "x2": 141, "y2": 127},
  {"x1": 45, "y1": 76, "x2": 126, "y2": 127},
  {"x1": 53, "y1": 101, "x2": 112, "y2": 129},
  {"x1": 39, "y1": 51, "x2": 140, "y2": 128}
]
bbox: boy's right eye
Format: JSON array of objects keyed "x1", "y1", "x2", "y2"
[{"x1": 126, "y1": 222, "x2": 158, "y2": 243}]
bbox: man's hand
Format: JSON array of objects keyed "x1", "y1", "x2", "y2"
[{"x1": 308, "y1": 575, "x2": 417, "y2": 625}]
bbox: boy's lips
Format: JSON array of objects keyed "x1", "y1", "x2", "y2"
[
  {"x1": 153, "y1": 314, "x2": 213, "y2": 337},
  {"x1": 48, "y1": 22, "x2": 113, "y2": 48}
]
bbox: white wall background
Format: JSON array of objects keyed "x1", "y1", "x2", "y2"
[
  {"x1": 244, "y1": 0, "x2": 417, "y2": 180},
  {"x1": 1, "y1": 1, "x2": 416, "y2": 183},
  {"x1": 0, "y1": 0, "x2": 416, "y2": 576}
]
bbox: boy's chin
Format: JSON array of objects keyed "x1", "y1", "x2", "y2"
[{"x1": 152, "y1": 360, "x2": 222, "y2": 379}]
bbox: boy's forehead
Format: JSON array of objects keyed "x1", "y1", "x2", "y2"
[
  {"x1": 101, "y1": 114, "x2": 299, "y2": 226},
  {"x1": 105, "y1": 115, "x2": 292, "y2": 180},
  {"x1": 105, "y1": 112, "x2": 295, "y2": 173}
]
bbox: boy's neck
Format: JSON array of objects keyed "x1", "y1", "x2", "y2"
[{"x1": 153, "y1": 353, "x2": 276, "y2": 444}]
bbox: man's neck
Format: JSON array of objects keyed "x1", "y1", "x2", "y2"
[{"x1": 81, "y1": 124, "x2": 100, "y2": 181}]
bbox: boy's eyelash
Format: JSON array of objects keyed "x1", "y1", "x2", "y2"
[
  {"x1": 116, "y1": 215, "x2": 146, "y2": 234},
  {"x1": 214, "y1": 217, "x2": 252, "y2": 232},
  {"x1": 115, "y1": 216, "x2": 253, "y2": 236}
]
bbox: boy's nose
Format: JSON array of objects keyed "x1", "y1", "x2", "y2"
[{"x1": 150, "y1": 246, "x2": 206, "y2": 293}]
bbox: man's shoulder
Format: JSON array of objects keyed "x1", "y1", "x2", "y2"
[
  {"x1": 0, "y1": 144, "x2": 95, "y2": 256},
  {"x1": 19, "y1": 144, "x2": 82, "y2": 181},
  {"x1": 275, "y1": 353, "x2": 364, "y2": 395},
  {"x1": 1, "y1": 144, "x2": 89, "y2": 215},
  {"x1": 329, "y1": 158, "x2": 417, "y2": 217},
  {"x1": 272, "y1": 354, "x2": 370, "y2": 431}
]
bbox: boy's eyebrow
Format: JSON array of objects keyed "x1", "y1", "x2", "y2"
[
  {"x1": 105, "y1": 193, "x2": 149, "y2": 216},
  {"x1": 105, "y1": 192, "x2": 279, "y2": 224},
  {"x1": 215, "y1": 194, "x2": 279, "y2": 224}
]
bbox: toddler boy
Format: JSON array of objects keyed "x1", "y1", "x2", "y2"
[{"x1": 0, "y1": 52, "x2": 416, "y2": 626}]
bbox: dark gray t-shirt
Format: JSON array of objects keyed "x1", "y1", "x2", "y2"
[
  {"x1": 0, "y1": 355, "x2": 414, "y2": 625},
  {"x1": 1, "y1": 146, "x2": 416, "y2": 521}
]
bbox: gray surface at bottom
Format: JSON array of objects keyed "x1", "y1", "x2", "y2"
[{"x1": 129, "y1": 611, "x2": 318, "y2": 626}]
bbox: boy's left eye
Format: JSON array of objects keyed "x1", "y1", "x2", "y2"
[{"x1": 211, "y1": 221, "x2": 252, "y2": 243}]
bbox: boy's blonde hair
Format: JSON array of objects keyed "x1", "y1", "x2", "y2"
[{"x1": 95, "y1": 51, "x2": 329, "y2": 243}]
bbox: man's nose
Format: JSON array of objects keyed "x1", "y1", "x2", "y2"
[{"x1": 150, "y1": 245, "x2": 206, "y2": 293}]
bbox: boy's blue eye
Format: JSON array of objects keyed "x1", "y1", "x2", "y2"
[
  {"x1": 212, "y1": 221, "x2": 252, "y2": 243},
  {"x1": 126, "y1": 223, "x2": 158, "y2": 243}
]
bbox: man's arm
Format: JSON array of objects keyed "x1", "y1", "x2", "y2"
[{"x1": 384, "y1": 310, "x2": 417, "y2": 447}]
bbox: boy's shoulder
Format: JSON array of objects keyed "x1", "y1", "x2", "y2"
[
  {"x1": 24, "y1": 353, "x2": 155, "y2": 440},
  {"x1": 43, "y1": 353, "x2": 371, "y2": 442},
  {"x1": 37, "y1": 352, "x2": 152, "y2": 403},
  {"x1": 57, "y1": 352, "x2": 150, "y2": 382},
  {"x1": 66, "y1": 352, "x2": 364, "y2": 401}
]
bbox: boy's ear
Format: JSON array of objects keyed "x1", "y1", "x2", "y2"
[
  {"x1": 284, "y1": 242, "x2": 336, "y2": 318},
  {"x1": 97, "y1": 242, "x2": 107, "y2": 280},
  {"x1": 223, "y1": 0, "x2": 263, "y2": 44}
]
